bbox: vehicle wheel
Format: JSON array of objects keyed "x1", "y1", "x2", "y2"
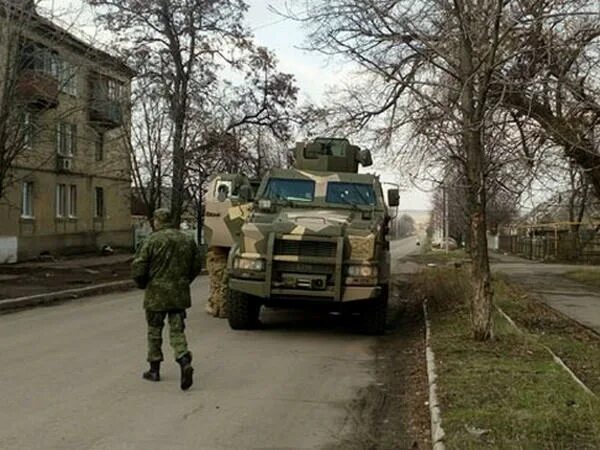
[
  {"x1": 360, "y1": 285, "x2": 388, "y2": 335},
  {"x1": 227, "y1": 290, "x2": 261, "y2": 330}
]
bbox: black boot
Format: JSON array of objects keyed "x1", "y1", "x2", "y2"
[
  {"x1": 176, "y1": 353, "x2": 194, "y2": 391},
  {"x1": 142, "y1": 361, "x2": 161, "y2": 382}
]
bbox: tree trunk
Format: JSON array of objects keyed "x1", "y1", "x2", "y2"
[
  {"x1": 170, "y1": 107, "x2": 186, "y2": 228},
  {"x1": 458, "y1": 6, "x2": 494, "y2": 341},
  {"x1": 467, "y1": 170, "x2": 494, "y2": 341}
]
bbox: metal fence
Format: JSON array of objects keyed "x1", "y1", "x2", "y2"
[{"x1": 499, "y1": 231, "x2": 600, "y2": 263}]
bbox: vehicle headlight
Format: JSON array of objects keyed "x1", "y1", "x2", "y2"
[
  {"x1": 346, "y1": 265, "x2": 378, "y2": 277},
  {"x1": 258, "y1": 199, "x2": 272, "y2": 211},
  {"x1": 233, "y1": 257, "x2": 265, "y2": 272}
]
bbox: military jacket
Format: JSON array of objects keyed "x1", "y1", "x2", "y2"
[{"x1": 131, "y1": 228, "x2": 202, "y2": 311}]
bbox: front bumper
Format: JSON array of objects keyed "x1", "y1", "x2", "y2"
[
  {"x1": 229, "y1": 278, "x2": 381, "y2": 303},
  {"x1": 230, "y1": 231, "x2": 384, "y2": 303}
]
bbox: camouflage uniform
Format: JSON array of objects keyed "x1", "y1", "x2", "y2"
[
  {"x1": 131, "y1": 209, "x2": 202, "y2": 389},
  {"x1": 206, "y1": 246, "x2": 229, "y2": 318}
]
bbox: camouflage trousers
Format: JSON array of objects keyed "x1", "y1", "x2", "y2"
[
  {"x1": 206, "y1": 246, "x2": 229, "y2": 318},
  {"x1": 146, "y1": 310, "x2": 189, "y2": 362}
]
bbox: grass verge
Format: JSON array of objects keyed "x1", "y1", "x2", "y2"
[{"x1": 412, "y1": 267, "x2": 600, "y2": 449}]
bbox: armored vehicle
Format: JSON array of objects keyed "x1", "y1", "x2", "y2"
[{"x1": 205, "y1": 138, "x2": 399, "y2": 334}]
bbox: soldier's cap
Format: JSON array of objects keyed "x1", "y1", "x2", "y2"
[{"x1": 154, "y1": 208, "x2": 173, "y2": 228}]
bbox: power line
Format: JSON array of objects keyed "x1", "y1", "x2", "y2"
[{"x1": 250, "y1": 16, "x2": 290, "y2": 32}]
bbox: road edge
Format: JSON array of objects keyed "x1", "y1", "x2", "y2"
[
  {"x1": 0, "y1": 280, "x2": 137, "y2": 312},
  {"x1": 423, "y1": 299, "x2": 446, "y2": 450}
]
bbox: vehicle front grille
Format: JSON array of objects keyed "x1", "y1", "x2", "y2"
[
  {"x1": 274, "y1": 261, "x2": 335, "y2": 275},
  {"x1": 274, "y1": 239, "x2": 337, "y2": 258}
]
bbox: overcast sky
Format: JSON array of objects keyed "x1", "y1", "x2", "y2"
[{"x1": 39, "y1": 0, "x2": 431, "y2": 211}]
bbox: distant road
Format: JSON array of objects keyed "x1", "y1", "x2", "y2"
[
  {"x1": 391, "y1": 235, "x2": 420, "y2": 262},
  {"x1": 0, "y1": 236, "x2": 421, "y2": 450}
]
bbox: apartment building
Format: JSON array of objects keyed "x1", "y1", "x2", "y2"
[{"x1": 0, "y1": 2, "x2": 135, "y2": 262}]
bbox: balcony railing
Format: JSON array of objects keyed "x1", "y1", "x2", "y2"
[
  {"x1": 89, "y1": 97, "x2": 123, "y2": 130},
  {"x1": 16, "y1": 69, "x2": 59, "y2": 109}
]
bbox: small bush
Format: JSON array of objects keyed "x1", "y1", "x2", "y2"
[{"x1": 411, "y1": 266, "x2": 472, "y2": 311}]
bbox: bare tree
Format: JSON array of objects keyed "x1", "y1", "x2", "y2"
[
  {"x1": 0, "y1": 2, "x2": 39, "y2": 201},
  {"x1": 88, "y1": 0, "x2": 251, "y2": 227},
  {"x1": 495, "y1": 1, "x2": 600, "y2": 198},
  {"x1": 293, "y1": 0, "x2": 526, "y2": 340},
  {"x1": 128, "y1": 85, "x2": 173, "y2": 228},
  {"x1": 397, "y1": 213, "x2": 416, "y2": 238}
]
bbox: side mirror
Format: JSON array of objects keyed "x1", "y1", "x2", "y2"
[
  {"x1": 387, "y1": 188, "x2": 400, "y2": 207},
  {"x1": 358, "y1": 149, "x2": 373, "y2": 167},
  {"x1": 239, "y1": 184, "x2": 253, "y2": 202}
]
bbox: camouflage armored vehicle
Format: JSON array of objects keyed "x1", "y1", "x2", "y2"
[{"x1": 205, "y1": 138, "x2": 399, "y2": 334}]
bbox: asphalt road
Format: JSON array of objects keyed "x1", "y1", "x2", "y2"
[
  {"x1": 492, "y1": 257, "x2": 600, "y2": 334},
  {"x1": 0, "y1": 237, "x2": 419, "y2": 450}
]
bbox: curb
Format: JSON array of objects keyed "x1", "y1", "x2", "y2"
[
  {"x1": 496, "y1": 305, "x2": 596, "y2": 398},
  {"x1": 423, "y1": 299, "x2": 446, "y2": 450},
  {"x1": 0, "y1": 280, "x2": 137, "y2": 312}
]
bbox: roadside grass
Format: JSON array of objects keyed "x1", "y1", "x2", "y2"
[
  {"x1": 562, "y1": 269, "x2": 600, "y2": 291},
  {"x1": 406, "y1": 248, "x2": 469, "y2": 265},
  {"x1": 412, "y1": 267, "x2": 600, "y2": 449},
  {"x1": 494, "y1": 278, "x2": 600, "y2": 395}
]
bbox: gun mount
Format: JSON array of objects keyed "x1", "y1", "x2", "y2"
[{"x1": 293, "y1": 137, "x2": 373, "y2": 173}]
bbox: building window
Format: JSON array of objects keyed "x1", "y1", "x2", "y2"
[
  {"x1": 56, "y1": 122, "x2": 77, "y2": 156},
  {"x1": 56, "y1": 184, "x2": 67, "y2": 217},
  {"x1": 68, "y1": 185, "x2": 77, "y2": 218},
  {"x1": 20, "y1": 42, "x2": 60, "y2": 79},
  {"x1": 95, "y1": 187, "x2": 104, "y2": 218},
  {"x1": 95, "y1": 134, "x2": 104, "y2": 161},
  {"x1": 23, "y1": 112, "x2": 33, "y2": 149},
  {"x1": 59, "y1": 61, "x2": 78, "y2": 96},
  {"x1": 21, "y1": 182, "x2": 34, "y2": 218},
  {"x1": 107, "y1": 78, "x2": 124, "y2": 101}
]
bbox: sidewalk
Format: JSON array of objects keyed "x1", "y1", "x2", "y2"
[
  {"x1": 491, "y1": 252, "x2": 600, "y2": 334},
  {"x1": 0, "y1": 253, "x2": 134, "y2": 301}
]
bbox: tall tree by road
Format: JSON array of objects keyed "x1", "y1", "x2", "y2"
[
  {"x1": 296, "y1": 0, "x2": 523, "y2": 340},
  {"x1": 88, "y1": 0, "x2": 250, "y2": 227},
  {"x1": 0, "y1": 2, "x2": 42, "y2": 202}
]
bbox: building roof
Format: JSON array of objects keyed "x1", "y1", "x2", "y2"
[{"x1": 1, "y1": 0, "x2": 135, "y2": 78}]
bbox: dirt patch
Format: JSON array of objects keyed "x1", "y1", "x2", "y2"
[
  {"x1": 325, "y1": 284, "x2": 431, "y2": 450},
  {"x1": 0, "y1": 255, "x2": 133, "y2": 300}
]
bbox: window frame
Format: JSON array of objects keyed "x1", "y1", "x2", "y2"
[
  {"x1": 21, "y1": 181, "x2": 34, "y2": 218},
  {"x1": 59, "y1": 61, "x2": 78, "y2": 97},
  {"x1": 94, "y1": 187, "x2": 104, "y2": 218},
  {"x1": 263, "y1": 178, "x2": 316, "y2": 203},
  {"x1": 23, "y1": 112, "x2": 33, "y2": 149},
  {"x1": 56, "y1": 122, "x2": 77, "y2": 157},
  {"x1": 325, "y1": 181, "x2": 377, "y2": 207},
  {"x1": 56, "y1": 184, "x2": 67, "y2": 218},
  {"x1": 94, "y1": 133, "x2": 104, "y2": 161},
  {"x1": 68, "y1": 184, "x2": 77, "y2": 218}
]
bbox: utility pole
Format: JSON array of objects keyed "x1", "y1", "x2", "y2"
[{"x1": 443, "y1": 182, "x2": 449, "y2": 254}]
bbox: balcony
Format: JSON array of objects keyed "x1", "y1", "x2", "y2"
[
  {"x1": 89, "y1": 98, "x2": 123, "y2": 130},
  {"x1": 16, "y1": 69, "x2": 59, "y2": 110}
]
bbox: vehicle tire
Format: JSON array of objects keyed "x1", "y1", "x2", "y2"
[
  {"x1": 228, "y1": 290, "x2": 261, "y2": 330},
  {"x1": 360, "y1": 284, "x2": 388, "y2": 335}
]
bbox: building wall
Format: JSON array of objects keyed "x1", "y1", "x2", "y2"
[{"x1": 0, "y1": 9, "x2": 133, "y2": 261}]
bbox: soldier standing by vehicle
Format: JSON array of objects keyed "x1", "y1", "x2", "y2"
[
  {"x1": 131, "y1": 208, "x2": 202, "y2": 391},
  {"x1": 204, "y1": 174, "x2": 254, "y2": 318}
]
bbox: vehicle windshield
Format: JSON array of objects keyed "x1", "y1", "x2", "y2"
[
  {"x1": 326, "y1": 182, "x2": 377, "y2": 206},
  {"x1": 264, "y1": 178, "x2": 315, "y2": 202}
]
